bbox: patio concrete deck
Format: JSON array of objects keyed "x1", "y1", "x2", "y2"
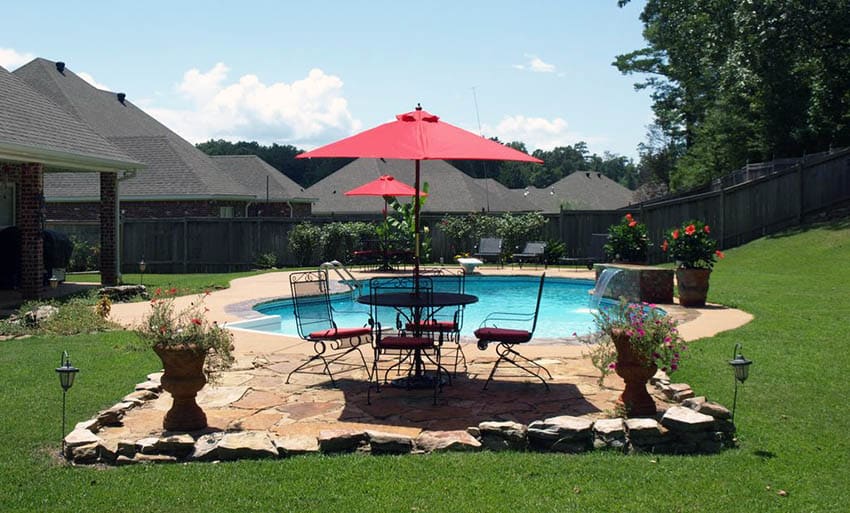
[{"x1": 98, "y1": 267, "x2": 752, "y2": 444}]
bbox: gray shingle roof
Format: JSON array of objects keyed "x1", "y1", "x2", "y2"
[
  {"x1": 0, "y1": 65, "x2": 139, "y2": 170},
  {"x1": 306, "y1": 159, "x2": 538, "y2": 214},
  {"x1": 14, "y1": 58, "x2": 252, "y2": 199},
  {"x1": 211, "y1": 155, "x2": 314, "y2": 203},
  {"x1": 511, "y1": 171, "x2": 636, "y2": 213}
]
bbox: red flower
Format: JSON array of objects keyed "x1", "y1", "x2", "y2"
[
  {"x1": 169, "y1": 287, "x2": 177, "y2": 295},
  {"x1": 661, "y1": 240, "x2": 669, "y2": 252},
  {"x1": 191, "y1": 318, "x2": 202, "y2": 326},
  {"x1": 625, "y1": 213, "x2": 633, "y2": 221},
  {"x1": 685, "y1": 224, "x2": 696, "y2": 236},
  {"x1": 672, "y1": 229, "x2": 680, "y2": 240},
  {"x1": 704, "y1": 225, "x2": 711, "y2": 234},
  {"x1": 628, "y1": 221, "x2": 637, "y2": 228},
  {"x1": 715, "y1": 250, "x2": 725, "y2": 259},
  {"x1": 154, "y1": 287, "x2": 162, "y2": 296}
]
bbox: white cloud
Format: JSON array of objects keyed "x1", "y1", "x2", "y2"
[
  {"x1": 146, "y1": 63, "x2": 360, "y2": 146},
  {"x1": 77, "y1": 71, "x2": 110, "y2": 91},
  {"x1": 0, "y1": 48, "x2": 35, "y2": 70},
  {"x1": 514, "y1": 54, "x2": 556, "y2": 73},
  {"x1": 484, "y1": 115, "x2": 605, "y2": 151}
]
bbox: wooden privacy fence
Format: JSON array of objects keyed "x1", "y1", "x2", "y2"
[{"x1": 49, "y1": 148, "x2": 850, "y2": 272}]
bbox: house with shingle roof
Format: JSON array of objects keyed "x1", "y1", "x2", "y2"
[
  {"x1": 13, "y1": 58, "x2": 312, "y2": 220},
  {"x1": 210, "y1": 155, "x2": 315, "y2": 217},
  {"x1": 0, "y1": 63, "x2": 141, "y2": 298},
  {"x1": 513, "y1": 171, "x2": 636, "y2": 213},
  {"x1": 306, "y1": 158, "x2": 538, "y2": 215}
]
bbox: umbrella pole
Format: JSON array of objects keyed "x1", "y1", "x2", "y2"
[{"x1": 414, "y1": 160, "x2": 421, "y2": 292}]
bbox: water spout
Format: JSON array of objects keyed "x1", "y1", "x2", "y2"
[{"x1": 589, "y1": 268, "x2": 621, "y2": 311}]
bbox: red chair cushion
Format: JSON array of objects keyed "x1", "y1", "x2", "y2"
[
  {"x1": 406, "y1": 320, "x2": 458, "y2": 332},
  {"x1": 378, "y1": 335, "x2": 433, "y2": 350},
  {"x1": 473, "y1": 327, "x2": 532, "y2": 344},
  {"x1": 309, "y1": 326, "x2": 371, "y2": 340}
]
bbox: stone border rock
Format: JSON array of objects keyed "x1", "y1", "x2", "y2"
[{"x1": 64, "y1": 371, "x2": 736, "y2": 465}]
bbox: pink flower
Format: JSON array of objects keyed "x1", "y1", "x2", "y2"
[
  {"x1": 685, "y1": 224, "x2": 696, "y2": 236},
  {"x1": 672, "y1": 229, "x2": 680, "y2": 240},
  {"x1": 704, "y1": 225, "x2": 711, "y2": 234},
  {"x1": 628, "y1": 221, "x2": 637, "y2": 228},
  {"x1": 608, "y1": 363, "x2": 617, "y2": 370}
]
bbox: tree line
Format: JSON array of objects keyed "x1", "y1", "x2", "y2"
[
  {"x1": 616, "y1": 0, "x2": 850, "y2": 192},
  {"x1": 197, "y1": 138, "x2": 639, "y2": 191}
]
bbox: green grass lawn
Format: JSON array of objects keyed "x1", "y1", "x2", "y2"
[
  {"x1": 3, "y1": 220, "x2": 849, "y2": 512},
  {"x1": 66, "y1": 270, "x2": 270, "y2": 296}
]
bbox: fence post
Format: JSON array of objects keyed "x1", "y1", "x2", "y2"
[
  {"x1": 719, "y1": 186, "x2": 726, "y2": 249},
  {"x1": 182, "y1": 218, "x2": 188, "y2": 273},
  {"x1": 797, "y1": 163, "x2": 804, "y2": 224}
]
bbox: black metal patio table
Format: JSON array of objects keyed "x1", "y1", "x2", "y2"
[{"x1": 357, "y1": 291, "x2": 478, "y2": 387}]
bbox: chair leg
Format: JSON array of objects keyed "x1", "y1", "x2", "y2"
[
  {"x1": 286, "y1": 354, "x2": 334, "y2": 385},
  {"x1": 482, "y1": 343, "x2": 551, "y2": 391}
]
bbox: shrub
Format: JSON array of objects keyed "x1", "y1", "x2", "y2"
[
  {"x1": 662, "y1": 219, "x2": 724, "y2": 269},
  {"x1": 254, "y1": 252, "x2": 279, "y2": 269},
  {"x1": 604, "y1": 213, "x2": 649, "y2": 262},
  {"x1": 495, "y1": 212, "x2": 547, "y2": 255},
  {"x1": 68, "y1": 237, "x2": 100, "y2": 272},
  {"x1": 287, "y1": 222, "x2": 321, "y2": 266},
  {"x1": 543, "y1": 239, "x2": 566, "y2": 264}
]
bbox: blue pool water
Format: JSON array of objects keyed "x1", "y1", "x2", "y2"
[{"x1": 233, "y1": 275, "x2": 599, "y2": 341}]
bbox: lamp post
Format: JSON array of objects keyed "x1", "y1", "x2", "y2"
[
  {"x1": 139, "y1": 257, "x2": 146, "y2": 287},
  {"x1": 729, "y1": 343, "x2": 753, "y2": 421},
  {"x1": 55, "y1": 351, "x2": 79, "y2": 453}
]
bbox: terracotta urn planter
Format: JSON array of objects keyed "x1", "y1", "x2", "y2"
[
  {"x1": 611, "y1": 330, "x2": 657, "y2": 417},
  {"x1": 676, "y1": 268, "x2": 712, "y2": 307},
  {"x1": 153, "y1": 344, "x2": 208, "y2": 432}
]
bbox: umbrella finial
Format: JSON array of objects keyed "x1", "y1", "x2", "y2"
[{"x1": 416, "y1": 103, "x2": 422, "y2": 111}]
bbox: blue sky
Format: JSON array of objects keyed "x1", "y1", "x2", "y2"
[{"x1": 2, "y1": 0, "x2": 651, "y2": 159}]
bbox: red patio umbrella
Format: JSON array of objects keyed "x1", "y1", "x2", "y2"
[
  {"x1": 345, "y1": 175, "x2": 427, "y2": 271},
  {"x1": 298, "y1": 104, "x2": 542, "y2": 282}
]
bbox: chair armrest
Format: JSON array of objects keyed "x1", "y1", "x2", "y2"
[{"x1": 479, "y1": 310, "x2": 534, "y2": 328}]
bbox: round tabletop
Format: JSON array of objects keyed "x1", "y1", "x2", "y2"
[{"x1": 357, "y1": 292, "x2": 478, "y2": 308}]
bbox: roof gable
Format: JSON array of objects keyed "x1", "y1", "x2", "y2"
[
  {"x1": 15, "y1": 58, "x2": 251, "y2": 198},
  {"x1": 515, "y1": 171, "x2": 636, "y2": 212},
  {"x1": 0, "y1": 64, "x2": 139, "y2": 170},
  {"x1": 211, "y1": 155, "x2": 314, "y2": 202}
]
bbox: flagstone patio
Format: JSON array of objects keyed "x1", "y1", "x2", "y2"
[{"x1": 91, "y1": 267, "x2": 751, "y2": 453}]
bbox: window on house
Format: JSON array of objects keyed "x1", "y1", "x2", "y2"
[{"x1": 219, "y1": 206, "x2": 234, "y2": 218}]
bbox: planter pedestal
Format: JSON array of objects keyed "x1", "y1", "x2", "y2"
[
  {"x1": 154, "y1": 344, "x2": 208, "y2": 432},
  {"x1": 612, "y1": 331, "x2": 657, "y2": 417},
  {"x1": 676, "y1": 268, "x2": 711, "y2": 307}
]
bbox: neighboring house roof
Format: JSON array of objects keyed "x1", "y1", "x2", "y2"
[
  {"x1": 210, "y1": 155, "x2": 315, "y2": 203},
  {"x1": 14, "y1": 58, "x2": 253, "y2": 200},
  {"x1": 513, "y1": 171, "x2": 636, "y2": 212},
  {"x1": 0, "y1": 65, "x2": 140, "y2": 172},
  {"x1": 306, "y1": 159, "x2": 538, "y2": 214}
]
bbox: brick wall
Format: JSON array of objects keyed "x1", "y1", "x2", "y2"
[
  {"x1": 99, "y1": 173, "x2": 118, "y2": 286},
  {"x1": 17, "y1": 163, "x2": 44, "y2": 299}
]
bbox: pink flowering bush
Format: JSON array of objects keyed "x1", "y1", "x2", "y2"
[
  {"x1": 584, "y1": 298, "x2": 686, "y2": 383},
  {"x1": 134, "y1": 288, "x2": 234, "y2": 380}
]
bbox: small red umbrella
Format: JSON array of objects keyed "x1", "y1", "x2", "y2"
[
  {"x1": 344, "y1": 174, "x2": 427, "y2": 199},
  {"x1": 345, "y1": 175, "x2": 427, "y2": 271},
  {"x1": 299, "y1": 105, "x2": 542, "y2": 283}
]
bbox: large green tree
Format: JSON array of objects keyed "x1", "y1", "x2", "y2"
[{"x1": 617, "y1": 0, "x2": 850, "y2": 190}]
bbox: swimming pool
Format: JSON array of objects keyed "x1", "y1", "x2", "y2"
[{"x1": 228, "y1": 275, "x2": 600, "y2": 341}]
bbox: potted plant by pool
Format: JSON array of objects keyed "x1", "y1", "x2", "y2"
[
  {"x1": 135, "y1": 288, "x2": 234, "y2": 432},
  {"x1": 661, "y1": 220, "x2": 725, "y2": 307},
  {"x1": 591, "y1": 299, "x2": 687, "y2": 417},
  {"x1": 604, "y1": 213, "x2": 649, "y2": 264}
]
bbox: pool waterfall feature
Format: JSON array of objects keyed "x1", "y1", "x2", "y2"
[
  {"x1": 589, "y1": 268, "x2": 621, "y2": 311},
  {"x1": 592, "y1": 264, "x2": 674, "y2": 304}
]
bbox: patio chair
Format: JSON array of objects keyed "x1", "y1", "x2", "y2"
[
  {"x1": 288, "y1": 270, "x2": 372, "y2": 386},
  {"x1": 367, "y1": 276, "x2": 444, "y2": 404},
  {"x1": 559, "y1": 233, "x2": 609, "y2": 270},
  {"x1": 473, "y1": 237, "x2": 503, "y2": 267},
  {"x1": 511, "y1": 241, "x2": 547, "y2": 269},
  {"x1": 406, "y1": 268, "x2": 467, "y2": 375},
  {"x1": 474, "y1": 273, "x2": 552, "y2": 391}
]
